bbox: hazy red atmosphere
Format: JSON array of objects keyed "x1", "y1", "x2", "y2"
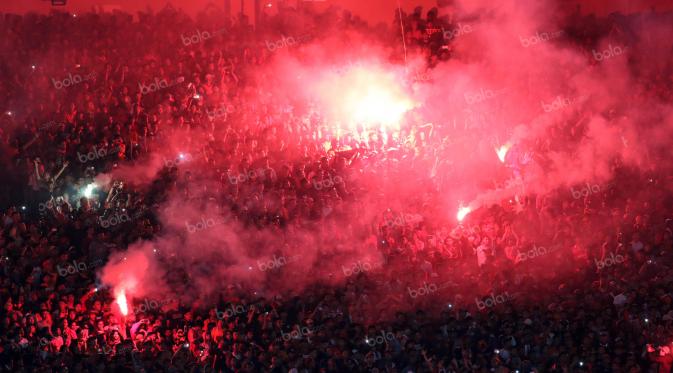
[
  {"x1": 1, "y1": 0, "x2": 673, "y2": 372},
  {"x1": 3, "y1": 0, "x2": 673, "y2": 24}
]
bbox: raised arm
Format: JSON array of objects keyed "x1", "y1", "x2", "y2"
[{"x1": 52, "y1": 161, "x2": 69, "y2": 182}]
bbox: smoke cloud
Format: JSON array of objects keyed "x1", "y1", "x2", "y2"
[{"x1": 97, "y1": 0, "x2": 673, "y2": 318}]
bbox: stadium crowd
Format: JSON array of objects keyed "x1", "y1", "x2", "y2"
[{"x1": 1, "y1": 3, "x2": 673, "y2": 373}]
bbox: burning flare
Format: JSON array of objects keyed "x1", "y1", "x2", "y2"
[
  {"x1": 83, "y1": 183, "x2": 97, "y2": 198},
  {"x1": 457, "y1": 205, "x2": 472, "y2": 222},
  {"x1": 495, "y1": 143, "x2": 511, "y2": 163},
  {"x1": 115, "y1": 289, "x2": 129, "y2": 316},
  {"x1": 347, "y1": 85, "x2": 413, "y2": 127},
  {"x1": 317, "y1": 63, "x2": 415, "y2": 136}
]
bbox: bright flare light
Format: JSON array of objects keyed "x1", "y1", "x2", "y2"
[
  {"x1": 496, "y1": 143, "x2": 511, "y2": 163},
  {"x1": 115, "y1": 289, "x2": 129, "y2": 316},
  {"x1": 457, "y1": 206, "x2": 472, "y2": 221},
  {"x1": 318, "y1": 64, "x2": 415, "y2": 135},
  {"x1": 83, "y1": 183, "x2": 96, "y2": 198},
  {"x1": 347, "y1": 85, "x2": 413, "y2": 127}
]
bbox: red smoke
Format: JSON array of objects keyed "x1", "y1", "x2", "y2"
[{"x1": 96, "y1": 0, "x2": 673, "y2": 319}]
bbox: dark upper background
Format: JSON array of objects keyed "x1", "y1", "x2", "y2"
[{"x1": 1, "y1": 0, "x2": 672, "y2": 26}]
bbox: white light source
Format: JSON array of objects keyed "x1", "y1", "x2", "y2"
[
  {"x1": 83, "y1": 183, "x2": 96, "y2": 198},
  {"x1": 495, "y1": 143, "x2": 511, "y2": 163},
  {"x1": 457, "y1": 206, "x2": 472, "y2": 221}
]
